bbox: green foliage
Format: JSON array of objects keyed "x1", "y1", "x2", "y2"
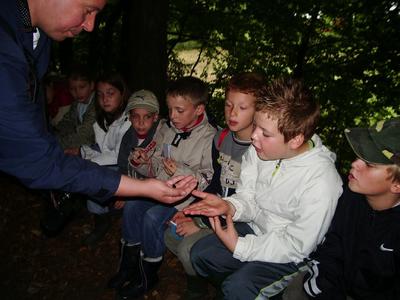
[
  {"x1": 167, "y1": 0, "x2": 400, "y2": 173},
  {"x1": 51, "y1": 0, "x2": 399, "y2": 173}
]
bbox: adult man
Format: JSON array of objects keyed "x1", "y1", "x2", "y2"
[{"x1": 0, "y1": 0, "x2": 196, "y2": 203}]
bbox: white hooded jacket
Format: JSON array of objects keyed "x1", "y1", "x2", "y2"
[
  {"x1": 80, "y1": 113, "x2": 131, "y2": 166},
  {"x1": 226, "y1": 134, "x2": 343, "y2": 264}
]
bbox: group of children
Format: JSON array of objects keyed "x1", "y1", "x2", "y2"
[{"x1": 48, "y1": 66, "x2": 400, "y2": 300}]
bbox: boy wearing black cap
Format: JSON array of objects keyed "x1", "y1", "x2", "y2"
[{"x1": 303, "y1": 118, "x2": 400, "y2": 299}]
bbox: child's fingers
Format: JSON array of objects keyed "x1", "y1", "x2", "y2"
[
  {"x1": 142, "y1": 151, "x2": 149, "y2": 159},
  {"x1": 163, "y1": 158, "x2": 171, "y2": 165},
  {"x1": 191, "y1": 189, "x2": 207, "y2": 199},
  {"x1": 208, "y1": 216, "x2": 216, "y2": 231},
  {"x1": 176, "y1": 225, "x2": 184, "y2": 235},
  {"x1": 176, "y1": 216, "x2": 193, "y2": 224},
  {"x1": 162, "y1": 159, "x2": 169, "y2": 167},
  {"x1": 171, "y1": 211, "x2": 183, "y2": 222},
  {"x1": 225, "y1": 214, "x2": 234, "y2": 229},
  {"x1": 183, "y1": 203, "x2": 211, "y2": 215},
  {"x1": 133, "y1": 148, "x2": 143, "y2": 157},
  {"x1": 163, "y1": 159, "x2": 175, "y2": 174},
  {"x1": 181, "y1": 217, "x2": 193, "y2": 223},
  {"x1": 213, "y1": 216, "x2": 223, "y2": 234}
]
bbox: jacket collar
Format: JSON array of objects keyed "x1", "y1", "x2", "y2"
[{"x1": 17, "y1": 0, "x2": 36, "y2": 33}]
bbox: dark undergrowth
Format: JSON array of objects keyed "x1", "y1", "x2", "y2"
[{"x1": 0, "y1": 173, "x2": 214, "y2": 300}]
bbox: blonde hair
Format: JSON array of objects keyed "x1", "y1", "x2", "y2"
[{"x1": 387, "y1": 164, "x2": 400, "y2": 183}]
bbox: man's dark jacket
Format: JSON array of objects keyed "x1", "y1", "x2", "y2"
[{"x1": 0, "y1": 1, "x2": 120, "y2": 202}]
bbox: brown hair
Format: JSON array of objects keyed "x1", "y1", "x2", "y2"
[
  {"x1": 166, "y1": 76, "x2": 208, "y2": 106},
  {"x1": 256, "y1": 78, "x2": 320, "y2": 142},
  {"x1": 225, "y1": 72, "x2": 266, "y2": 96},
  {"x1": 95, "y1": 73, "x2": 129, "y2": 132}
]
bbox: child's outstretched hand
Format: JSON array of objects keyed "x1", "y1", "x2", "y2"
[
  {"x1": 209, "y1": 214, "x2": 238, "y2": 252},
  {"x1": 183, "y1": 190, "x2": 236, "y2": 217},
  {"x1": 129, "y1": 148, "x2": 149, "y2": 165},
  {"x1": 163, "y1": 158, "x2": 177, "y2": 176}
]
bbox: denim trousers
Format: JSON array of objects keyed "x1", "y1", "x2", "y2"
[
  {"x1": 191, "y1": 222, "x2": 299, "y2": 300},
  {"x1": 164, "y1": 226, "x2": 213, "y2": 276},
  {"x1": 122, "y1": 198, "x2": 177, "y2": 258},
  {"x1": 87, "y1": 199, "x2": 109, "y2": 214}
]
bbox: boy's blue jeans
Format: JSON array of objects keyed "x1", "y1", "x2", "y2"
[
  {"x1": 87, "y1": 199, "x2": 109, "y2": 214},
  {"x1": 122, "y1": 199, "x2": 177, "y2": 258},
  {"x1": 191, "y1": 222, "x2": 300, "y2": 300}
]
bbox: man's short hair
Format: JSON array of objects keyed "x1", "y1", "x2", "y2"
[
  {"x1": 225, "y1": 72, "x2": 266, "y2": 97},
  {"x1": 166, "y1": 76, "x2": 208, "y2": 106},
  {"x1": 256, "y1": 77, "x2": 320, "y2": 142}
]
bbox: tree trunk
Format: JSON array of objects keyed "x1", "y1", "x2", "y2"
[
  {"x1": 120, "y1": 0, "x2": 169, "y2": 113},
  {"x1": 57, "y1": 39, "x2": 73, "y2": 75}
]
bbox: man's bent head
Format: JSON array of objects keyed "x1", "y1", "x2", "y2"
[{"x1": 28, "y1": 0, "x2": 106, "y2": 41}]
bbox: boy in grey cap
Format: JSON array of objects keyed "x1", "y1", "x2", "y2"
[
  {"x1": 118, "y1": 89, "x2": 163, "y2": 178},
  {"x1": 125, "y1": 89, "x2": 160, "y2": 115},
  {"x1": 303, "y1": 118, "x2": 400, "y2": 299}
]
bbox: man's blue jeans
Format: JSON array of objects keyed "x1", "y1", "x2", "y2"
[{"x1": 122, "y1": 199, "x2": 177, "y2": 258}]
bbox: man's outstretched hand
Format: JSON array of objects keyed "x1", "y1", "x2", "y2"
[
  {"x1": 116, "y1": 175, "x2": 197, "y2": 204},
  {"x1": 151, "y1": 175, "x2": 197, "y2": 203}
]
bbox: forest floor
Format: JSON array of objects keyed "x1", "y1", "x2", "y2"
[{"x1": 0, "y1": 173, "x2": 214, "y2": 300}]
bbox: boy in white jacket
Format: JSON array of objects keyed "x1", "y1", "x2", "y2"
[{"x1": 184, "y1": 78, "x2": 343, "y2": 300}]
